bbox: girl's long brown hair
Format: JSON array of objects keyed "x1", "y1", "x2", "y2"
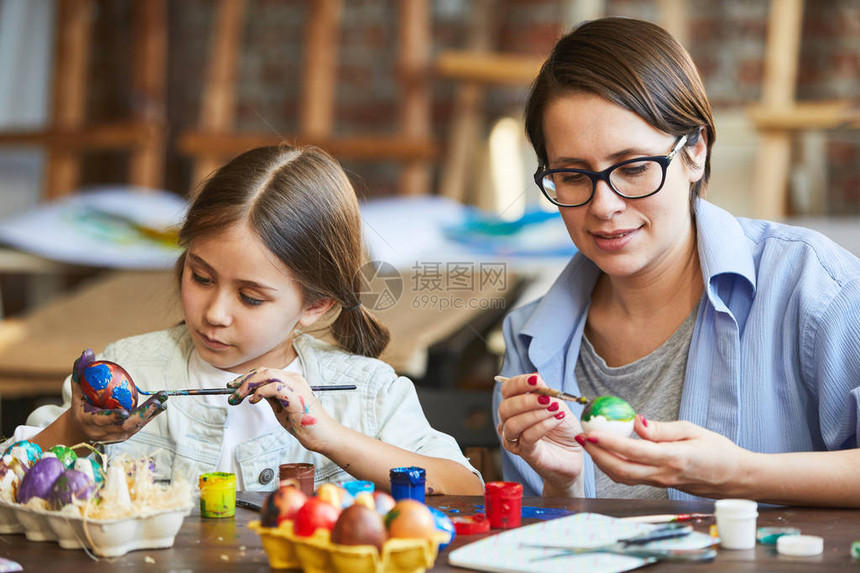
[{"x1": 177, "y1": 145, "x2": 390, "y2": 358}]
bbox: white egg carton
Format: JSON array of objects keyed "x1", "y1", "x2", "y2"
[{"x1": 0, "y1": 499, "x2": 191, "y2": 557}]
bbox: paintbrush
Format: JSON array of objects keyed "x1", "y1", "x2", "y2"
[
  {"x1": 139, "y1": 384, "x2": 357, "y2": 396},
  {"x1": 494, "y1": 376, "x2": 589, "y2": 404},
  {"x1": 618, "y1": 513, "x2": 714, "y2": 524},
  {"x1": 532, "y1": 387, "x2": 589, "y2": 404}
]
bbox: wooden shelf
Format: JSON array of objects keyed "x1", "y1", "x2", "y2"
[
  {"x1": 434, "y1": 50, "x2": 544, "y2": 86},
  {"x1": 177, "y1": 131, "x2": 439, "y2": 162},
  {"x1": 0, "y1": 122, "x2": 163, "y2": 151},
  {"x1": 747, "y1": 101, "x2": 860, "y2": 131}
]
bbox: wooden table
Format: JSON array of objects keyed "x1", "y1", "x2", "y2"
[{"x1": 1, "y1": 496, "x2": 857, "y2": 571}]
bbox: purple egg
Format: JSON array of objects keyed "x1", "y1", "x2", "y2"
[
  {"x1": 50, "y1": 469, "x2": 96, "y2": 509},
  {"x1": 17, "y1": 457, "x2": 65, "y2": 504}
]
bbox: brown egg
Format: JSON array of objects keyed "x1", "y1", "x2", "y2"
[
  {"x1": 330, "y1": 504, "x2": 388, "y2": 551},
  {"x1": 384, "y1": 499, "x2": 437, "y2": 540}
]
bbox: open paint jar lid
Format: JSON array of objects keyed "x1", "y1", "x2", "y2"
[
  {"x1": 777, "y1": 534, "x2": 824, "y2": 556},
  {"x1": 452, "y1": 514, "x2": 490, "y2": 535},
  {"x1": 756, "y1": 526, "x2": 801, "y2": 545}
]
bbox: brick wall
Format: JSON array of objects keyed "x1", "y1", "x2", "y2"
[{"x1": 82, "y1": 0, "x2": 859, "y2": 212}]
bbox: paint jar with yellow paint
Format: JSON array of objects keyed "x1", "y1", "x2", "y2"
[{"x1": 199, "y1": 472, "x2": 237, "y2": 518}]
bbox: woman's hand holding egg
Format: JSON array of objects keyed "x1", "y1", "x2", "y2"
[{"x1": 582, "y1": 415, "x2": 753, "y2": 498}]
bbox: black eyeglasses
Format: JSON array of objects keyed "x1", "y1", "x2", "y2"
[{"x1": 534, "y1": 135, "x2": 688, "y2": 207}]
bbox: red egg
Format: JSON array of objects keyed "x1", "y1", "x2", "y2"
[
  {"x1": 260, "y1": 485, "x2": 307, "y2": 528},
  {"x1": 384, "y1": 499, "x2": 437, "y2": 540},
  {"x1": 80, "y1": 361, "x2": 139, "y2": 410},
  {"x1": 331, "y1": 504, "x2": 388, "y2": 551},
  {"x1": 293, "y1": 497, "x2": 341, "y2": 537}
]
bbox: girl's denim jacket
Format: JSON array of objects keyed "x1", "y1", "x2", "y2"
[{"x1": 17, "y1": 326, "x2": 479, "y2": 490}]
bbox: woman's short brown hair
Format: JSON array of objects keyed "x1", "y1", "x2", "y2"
[{"x1": 525, "y1": 17, "x2": 716, "y2": 201}]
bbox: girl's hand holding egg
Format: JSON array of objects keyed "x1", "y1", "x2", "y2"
[{"x1": 69, "y1": 349, "x2": 168, "y2": 444}]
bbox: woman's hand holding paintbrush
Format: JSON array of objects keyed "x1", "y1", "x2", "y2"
[{"x1": 494, "y1": 373, "x2": 587, "y2": 497}]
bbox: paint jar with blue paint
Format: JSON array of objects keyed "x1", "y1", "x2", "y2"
[
  {"x1": 199, "y1": 472, "x2": 236, "y2": 518},
  {"x1": 341, "y1": 479, "x2": 374, "y2": 497},
  {"x1": 389, "y1": 466, "x2": 426, "y2": 502}
]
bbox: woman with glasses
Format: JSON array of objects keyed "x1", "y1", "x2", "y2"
[{"x1": 494, "y1": 17, "x2": 860, "y2": 506}]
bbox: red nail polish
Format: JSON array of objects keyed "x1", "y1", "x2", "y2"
[
  {"x1": 641, "y1": 416, "x2": 648, "y2": 427},
  {"x1": 537, "y1": 395, "x2": 550, "y2": 405},
  {"x1": 586, "y1": 436, "x2": 599, "y2": 443},
  {"x1": 547, "y1": 402, "x2": 559, "y2": 412},
  {"x1": 574, "y1": 434, "x2": 585, "y2": 446},
  {"x1": 554, "y1": 411, "x2": 565, "y2": 420},
  {"x1": 527, "y1": 375, "x2": 538, "y2": 386}
]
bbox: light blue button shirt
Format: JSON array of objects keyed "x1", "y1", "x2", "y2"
[{"x1": 494, "y1": 199, "x2": 860, "y2": 500}]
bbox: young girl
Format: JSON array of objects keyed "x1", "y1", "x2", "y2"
[{"x1": 5, "y1": 145, "x2": 484, "y2": 494}]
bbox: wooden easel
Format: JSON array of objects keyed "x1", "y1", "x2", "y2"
[
  {"x1": 747, "y1": 0, "x2": 860, "y2": 219},
  {"x1": 433, "y1": 0, "x2": 690, "y2": 203},
  {"x1": 177, "y1": 0, "x2": 437, "y2": 195},
  {"x1": 0, "y1": 0, "x2": 167, "y2": 199},
  {"x1": 0, "y1": 0, "x2": 168, "y2": 316}
]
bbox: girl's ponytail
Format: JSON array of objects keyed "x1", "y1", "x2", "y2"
[{"x1": 329, "y1": 302, "x2": 390, "y2": 359}]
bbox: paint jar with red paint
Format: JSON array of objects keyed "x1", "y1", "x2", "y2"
[
  {"x1": 484, "y1": 481, "x2": 523, "y2": 529},
  {"x1": 279, "y1": 463, "x2": 315, "y2": 497},
  {"x1": 389, "y1": 466, "x2": 426, "y2": 502}
]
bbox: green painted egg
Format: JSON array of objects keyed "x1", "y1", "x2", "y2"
[
  {"x1": 47, "y1": 445, "x2": 78, "y2": 470},
  {"x1": 580, "y1": 396, "x2": 636, "y2": 436}
]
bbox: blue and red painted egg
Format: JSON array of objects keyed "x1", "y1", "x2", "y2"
[{"x1": 79, "y1": 361, "x2": 138, "y2": 410}]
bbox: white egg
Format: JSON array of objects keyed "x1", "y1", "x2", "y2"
[{"x1": 580, "y1": 414, "x2": 634, "y2": 437}]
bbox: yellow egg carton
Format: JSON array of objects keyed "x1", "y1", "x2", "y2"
[{"x1": 249, "y1": 519, "x2": 448, "y2": 573}]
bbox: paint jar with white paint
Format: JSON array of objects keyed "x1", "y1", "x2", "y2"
[{"x1": 714, "y1": 499, "x2": 758, "y2": 549}]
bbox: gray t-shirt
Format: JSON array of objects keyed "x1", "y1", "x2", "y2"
[{"x1": 576, "y1": 301, "x2": 700, "y2": 499}]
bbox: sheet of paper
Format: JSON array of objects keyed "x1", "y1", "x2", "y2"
[
  {"x1": 447, "y1": 512, "x2": 715, "y2": 573},
  {"x1": 0, "y1": 186, "x2": 187, "y2": 269},
  {"x1": 359, "y1": 196, "x2": 576, "y2": 269}
]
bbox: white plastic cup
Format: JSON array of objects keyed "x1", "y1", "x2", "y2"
[{"x1": 714, "y1": 499, "x2": 758, "y2": 549}]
